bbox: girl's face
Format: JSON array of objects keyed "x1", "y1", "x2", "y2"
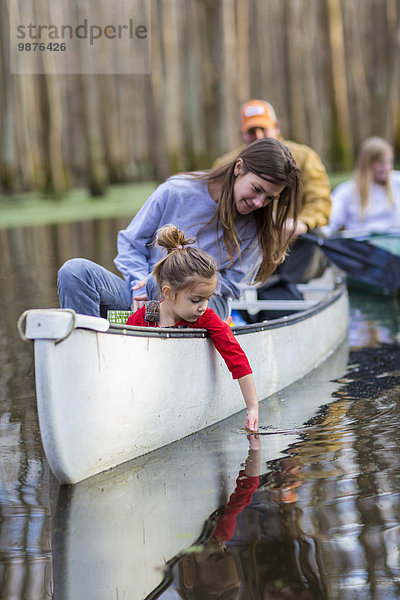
[
  {"x1": 168, "y1": 277, "x2": 218, "y2": 323},
  {"x1": 372, "y1": 151, "x2": 393, "y2": 185},
  {"x1": 233, "y1": 158, "x2": 285, "y2": 215}
]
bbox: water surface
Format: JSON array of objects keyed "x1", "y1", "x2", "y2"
[{"x1": 0, "y1": 221, "x2": 399, "y2": 599}]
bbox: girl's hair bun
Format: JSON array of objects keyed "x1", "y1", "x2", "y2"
[
  {"x1": 152, "y1": 225, "x2": 217, "y2": 292},
  {"x1": 155, "y1": 225, "x2": 195, "y2": 253}
]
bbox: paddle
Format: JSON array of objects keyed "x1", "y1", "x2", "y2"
[{"x1": 301, "y1": 232, "x2": 400, "y2": 292}]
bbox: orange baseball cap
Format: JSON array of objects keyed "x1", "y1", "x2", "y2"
[{"x1": 240, "y1": 99, "x2": 277, "y2": 133}]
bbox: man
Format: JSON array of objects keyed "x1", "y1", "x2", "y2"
[{"x1": 214, "y1": 100, "x2": 332, "y2": 317}]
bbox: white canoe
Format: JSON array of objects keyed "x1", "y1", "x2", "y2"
[{"x1": 19, "y1": 275, "x2": 349, "y2": 484}]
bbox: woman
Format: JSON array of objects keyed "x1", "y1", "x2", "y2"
[
  {"x1": 325, "y1": 137, "x2": 400, "y2": 235},
  {"x1": 58, "y1": 137, "x2": 302, "y2": 320}
]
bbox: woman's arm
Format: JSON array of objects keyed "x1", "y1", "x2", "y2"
[{"x1": 114, "y1": 185, "x2": 166, "y2": 295}]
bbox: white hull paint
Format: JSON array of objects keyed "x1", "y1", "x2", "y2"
[{"x1": 23, "y1": 283, "x2": 349, "y2": 484}]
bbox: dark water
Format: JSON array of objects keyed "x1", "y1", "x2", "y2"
[{"x1": 0, "y1": 221, "x2": 399, "y2": 600}]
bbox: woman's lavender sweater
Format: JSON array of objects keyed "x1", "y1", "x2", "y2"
[{"x1": 114, "y1": 176, "x2": 260, "y2": 299}]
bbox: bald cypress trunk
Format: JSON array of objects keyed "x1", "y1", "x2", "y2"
[
  {"x1": 285, "y1": 0, "x2": 307, "y2": 144},
  {"x1": 326, "y1": 0, "x2": 353, "y2": 169},
  {"x1": 38, "y1": 74, "x2": 68, "y2": 194},
  {"x1": 236, "y1": 0, "x2": 250, "y2": 105},
  {"x1": 2, "y1": 0, "x2": 400, "y2": 194},
  {"x1": 219, "y1": 0, "x2": 238, "y2": 152},
  {"x1": 162, "y1": 0, "x2": 185, "y2": 173},
  {"x1": 384, "y1": 0, "x2": 400, "y2": 145}
]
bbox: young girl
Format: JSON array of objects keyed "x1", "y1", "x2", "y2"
[
  {"x1": 126, "y1": 225, "x2": 259, "y2": 432},
  {"x1": 325, "y1": 136, "x2": 400, "y2": 235}
]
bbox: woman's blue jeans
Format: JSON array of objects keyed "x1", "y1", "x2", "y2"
[{"x1": 57, "y1": 258, "x2": 229, "y2": 320}]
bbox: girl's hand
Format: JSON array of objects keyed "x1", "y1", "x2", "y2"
[
  {"x1": 238, "y1": 374, "x2": 259, "y2": 432},
  {"x1": 131, "y1": 280, "x2": 147, "y2": 312},
  {"x1": 245, "y1": 407, "x2": 259, "y2": 432}
]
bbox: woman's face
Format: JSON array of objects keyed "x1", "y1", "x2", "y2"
[
  {"x1": 372, "y1": 151, "x2": 393, "y2": 185},
  {"x1": 233, "y1": 158, "x2": 285, "y2": 215}
]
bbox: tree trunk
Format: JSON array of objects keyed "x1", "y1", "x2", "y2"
[
  {"x1": 284, "y1": 0, "x2": 307, "y2": 143},
  {"x1": 162, "y1": 0, "x2": 185, "y2": 173},
  {"x1": 384, "y1": 0, "x2": 400, "y2": 145},
  {"x1": 326, "y1": 0, "x2": 353, "y2": 169},
  {"x1": 236, "y1": 0, "x2": 250, "y2": 105}
]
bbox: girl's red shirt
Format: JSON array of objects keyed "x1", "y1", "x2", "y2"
[{"x1": 126, "y1": 306, "x2": 252, "y2": 380}]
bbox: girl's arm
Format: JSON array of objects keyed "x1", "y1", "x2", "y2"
[
  {"x1": 196, "y1": 310, "x2": 259, "y2": 431},
  {"x1": 126, "y1": 306, "x2": 146, "y2": 326},
  {"x1": 238, "y1": 373, "x2": 259, "y2": 432}
]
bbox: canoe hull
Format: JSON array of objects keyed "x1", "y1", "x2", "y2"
[{"x1": 30, "y1": 285, "x2": 349, "y2": 484}]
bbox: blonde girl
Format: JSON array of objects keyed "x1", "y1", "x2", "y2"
[
  {"x1": 126, "y1": 226, "x2": 259, "y2": 432},
  {"x1": 325, "y1": 137, "x2": 400, "y2": 234}
]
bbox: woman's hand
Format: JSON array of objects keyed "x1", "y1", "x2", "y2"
[
  {"x1": 131, "y1": 279, "x2": 148, "y2": 312},
  {"x1": 284, "y1": 217, "x2": 308, "y2": 239}
]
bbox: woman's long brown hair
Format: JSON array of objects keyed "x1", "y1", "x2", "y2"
[{"x1": 188, "y1": 138, "x2": 302, "y2": 285}]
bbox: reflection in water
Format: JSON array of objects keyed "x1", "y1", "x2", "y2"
[
  {"x1": 0, "y1": 219, "x2": 129, "y2": 599},
  {"x1": 155, "y1": 447, "x2": 326, "y2": 600},
  {"x1": 303, "y1": 346, "x2": 400, "y2": 599},
  {"x1": 0, "y1": 220, "x2": 399, "y2": 599},
  {"x1": 153, "y1": 346, "x2": 400, "y2": 600},
  {"x1": 0, "y1": 412, "x2": 51, "y2": 599},
  {"x1": 173, "y1": 437, "x2": 261, "y2": 599},
  {"x1": 349, "y1": 290, "x2": 399, "y2": 347},
  {"x1": 49, "y1": 351, "x2": 344, "y2": 600}
]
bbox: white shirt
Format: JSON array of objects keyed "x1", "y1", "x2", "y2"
[{"x1": 324, "y1": 171, "x2": 400, "y2": 235}]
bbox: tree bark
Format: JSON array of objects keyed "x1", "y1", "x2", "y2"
[{"x1": 326, "y1": 0, "x2": 353, "y2": 169}]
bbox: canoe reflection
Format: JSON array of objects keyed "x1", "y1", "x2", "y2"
[{"x1": 49, "y1": 343, "x2": 347, "y2": 600}]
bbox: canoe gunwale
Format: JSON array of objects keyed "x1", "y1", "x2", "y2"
[
  {"x1": 232, "y1": 279, "x2": 345, "y2": 334},
  {"x1": 106, "y1": 278, "x2": 346, "y2": 339},
  {"x1": 107, "y1": 323, "x2": 209, "y2": 338}
]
